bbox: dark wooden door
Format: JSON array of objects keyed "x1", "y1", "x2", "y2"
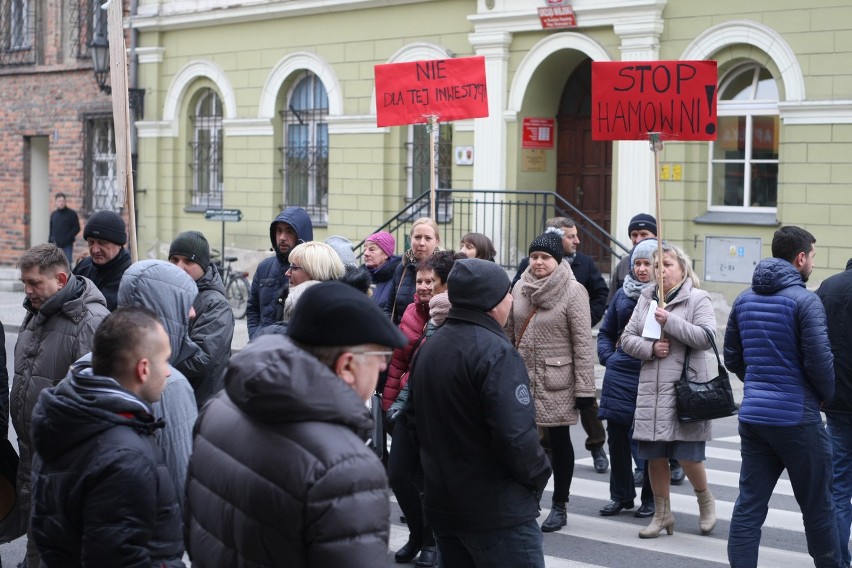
[{"x1": 556, "y1": 59, "x2": 612, "y2": 268}]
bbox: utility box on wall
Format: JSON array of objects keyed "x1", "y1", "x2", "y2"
[{"x1": 704, "y1": 236, "x2": 762, "y2": 284}]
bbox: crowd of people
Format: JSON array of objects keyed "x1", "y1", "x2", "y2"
[{"x1": 1, "y1": 200, "x2": 847, "y2": 568}]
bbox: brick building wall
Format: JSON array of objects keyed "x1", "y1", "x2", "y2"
[{"x1": 0, "y1": 0, "x2": 129, "y2": 266}]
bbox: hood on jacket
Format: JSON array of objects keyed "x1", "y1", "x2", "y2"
[
  {"x1": 197, "y1": 263, "x2": 227, "y2": 296},
  {"x1": 32, "y1": 363, "x2": 162, "y2": 463},
  {"x1": 224, "y1": 334, "x2": 373, "y2": 436},
  {"x1": 118, "y1": 260, "x2": 199, "y2": 365},
  {"x1": 24, "y1": 274, "x2": 107, "y2": 318},
  {"x1": 751, "y1": 257, "x2": 806, "y2": 295},
  {"x1": 269, "y1": 207, "x2": 314, "y2": 264}
]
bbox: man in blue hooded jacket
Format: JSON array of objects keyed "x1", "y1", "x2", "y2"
[
  {"x1": 247, "y1": 207, "x2": 313, "y2": 339},
  {"x1": 724, "y1": 225, "x2": 841, "y2": 568}
]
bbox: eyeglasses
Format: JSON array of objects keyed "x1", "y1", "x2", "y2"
[
  {"x1": 287, "y1": 265, "x2": 303, "y2": 272},
  {"x1": 351, "y1": 350, "x2": 394, "y2": 364}
]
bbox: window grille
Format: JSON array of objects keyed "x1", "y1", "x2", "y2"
[
  {"x1": 0, "y1": 0, "x2": 36, "y2": 65},
  {"x1": 83, "y1": 116, "x2": 119, "y2": 213},
  {"x1": 69, "y1": 0, "x2": 104, "y2": 60},
  {"x1": 279, "y1": 72, "x2": 328, "y2": 224},
  {"x1": 189, "y1": 88, "x2": 224, "y2": 209},
  {"x1": 405, "y1": 123, "x2": 453, "y2": 221}
]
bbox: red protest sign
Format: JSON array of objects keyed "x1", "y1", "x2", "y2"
[
  {"x1": 374, "y1": 56, "x2": 489, "y2": 127},
  {"x1": 591, "y1": 60, "x2": 717, "y2": 141}
]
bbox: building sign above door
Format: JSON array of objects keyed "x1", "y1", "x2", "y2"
[
  {"x1": 522, "y1": 117, "x2": 555, "y2": 149},
  {"x1": 538, "y1": 3, "x2": 576, "y2": 29},
  {"x1": 374, "y1": 56, "x2": 489, "y2": 127},
  {"x1": 591, "y1": 60, "x2": 718, "y2": 141}
]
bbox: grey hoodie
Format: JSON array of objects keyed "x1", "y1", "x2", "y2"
[{"x1": 118, "y1": 260, "x2": 200, "y2": 508}]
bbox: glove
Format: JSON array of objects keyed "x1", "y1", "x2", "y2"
[
  {"x1": 386, "y1": 384, "x2": 410, "y2": 423},
  {"x1": 574, "y1": 397, "x2": 595, "y2": 410}
]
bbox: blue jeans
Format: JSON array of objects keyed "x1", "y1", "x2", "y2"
[
  {"x1": 728, "y1": 422, "x2": 842, "y2": 568},
  {"x1": 434, "y1": 519, "x2": 544, "y2": 568},
  {"x1": 827, "y1": 413, "x2": 852, "y2": 567},
  {"x1": 61, "y1": 243, "x2": 73, "y2": 267}
]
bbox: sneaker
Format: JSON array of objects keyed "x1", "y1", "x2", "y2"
[{"x1": 592, "y1": 447, "x2": 609, "y2": 473}]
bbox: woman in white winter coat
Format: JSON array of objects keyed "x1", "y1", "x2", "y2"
[{"x1": 620, "y1": 242, "x2": 717, "y2": 539}]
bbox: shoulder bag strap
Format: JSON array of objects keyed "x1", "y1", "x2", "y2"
[
  {"x1": 701, "y1": 327, "x2": 728, "y2": 378},
  {"x1": 514, "y1": 307, "x2": 538, "y2": 350}
]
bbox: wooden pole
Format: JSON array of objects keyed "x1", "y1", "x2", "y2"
[
  {"x1": 106, "y1": 0, "x2": 138, "y2": 262},
  {"x1": 426, "y1": 114, "x2": 438, "y2": 221},
  {"x1": 649, "y1": 132, "x2": 664, "y2": 306}
]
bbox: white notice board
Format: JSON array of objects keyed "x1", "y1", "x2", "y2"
[{"x1": 704, "y1": 236, "x2": 762, "y2": 284}]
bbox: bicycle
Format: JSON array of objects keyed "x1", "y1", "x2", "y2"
[{"x1": 211, "y1": 250, "x2": 251, "y2": 320}]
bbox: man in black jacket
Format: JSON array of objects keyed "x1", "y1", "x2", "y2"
[
  {"x1": 817, "y1": 258, "x2": 852, "y2": 567},
  {"x1": 72, "y1": 210, "x2": 133, "y2": 310},
  {"x1": 185, "y1": 280, "x2": 406, "y2": 567},
  {"x1": 411, "y1": 259, "x2": 551, "y2": 567},
  {"x1": 30, "y1": 307, "x2": 185, "y2": 567},
  {"x1": 47, "y1": 193, "x2": 80, "y2": 266}
]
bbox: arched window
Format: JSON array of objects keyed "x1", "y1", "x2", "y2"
[
  {"x1": 190, "y1": 88, "x2": 223, "y2": 208},
  {"x1": 281, "y1": 72, "x2": 328, "y2": 224},
  {"x1": 708, "y1": 63, "x2": 779, "y2": 210}
]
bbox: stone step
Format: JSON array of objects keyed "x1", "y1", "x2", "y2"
[{"x1": 0, "y1": 268, "x2": 22, "y2": 292}]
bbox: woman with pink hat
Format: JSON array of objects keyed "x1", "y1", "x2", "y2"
[{"x1": 362, "y1": 230, "x2": 402, "y2": 313}]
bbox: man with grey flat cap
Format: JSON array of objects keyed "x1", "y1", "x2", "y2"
[
  {"x1": 185, "y1": 280, "x2": 407, "y2": 568},
  {"x1": 411, "y1": 258, "x2": 552, "y2": 567}
]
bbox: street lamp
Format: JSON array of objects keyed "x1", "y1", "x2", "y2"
[{"x1": 89, "y1": 30, "x2": 145, "y2": 118}]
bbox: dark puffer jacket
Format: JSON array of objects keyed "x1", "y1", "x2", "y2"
[
  {"x1": 366, "y1": 255, "x2": 402, "y2": 312},
  {"x1": 176, "y1": 263, "x2": 234, "y2": 408},
  {"x1": 12, "y1": 276, "x2": 109, "y2": 530},
  {"x1": 385, "y1": 251, "x2": 419, "y2": 325},
  {"x1": 381, "y1": 295, "x2": 429, "y2": 411},
  {"x1": 597, "y1": 288, "x2": 642, "y2": 425},
  {"x1": 185, "y1": 335, "x2": 390, "y2": 567},
  {"x1": 247, "y1": 207, "x2": 313, "y2": 338},
  {"x1": 72, "y1": 247, "x2": 133, "y2": 311},
  {"x1": 30, "y1": 364, "x2": 185, "y2": 567},
  {"x1": 725, "y1": 257, "x2": 835, "y2": 426},
  {"x1": 817, "y1": 258, "x2": 852, "y2": 413}
]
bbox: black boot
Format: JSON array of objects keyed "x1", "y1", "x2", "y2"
[
  {"x1": 394, "y1": 538, "x2": 422, "y2": 563},
  {"x1": 541, "y1": 502, "x2": 567, "y2": 532},
  {"x1": 415, "y1": 546, "x2": 438, "y2": 567}
]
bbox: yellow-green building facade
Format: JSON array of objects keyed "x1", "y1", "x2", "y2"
[{"x1": 131, "y1": 0, "x2": 852, "y2": 303}]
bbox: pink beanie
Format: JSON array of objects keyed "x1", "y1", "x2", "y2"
[{"x1": 365, "y1": 231, "x2": 395, "y2": 257}]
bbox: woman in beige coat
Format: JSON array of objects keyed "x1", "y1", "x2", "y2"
[
  {"x1": 621, "y1": 242, "x2": 717, "y2": 539},
  {"x1": 506, "y1": 228, "x2": 596, "y2": 533}
]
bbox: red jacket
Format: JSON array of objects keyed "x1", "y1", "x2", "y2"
[{"x1": 381, "y1": 297, "x2": 429, "y2": 411}]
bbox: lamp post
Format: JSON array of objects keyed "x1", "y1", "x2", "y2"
[{"x1": 89, "y1": 30, "x2": 145, "y2": 118}]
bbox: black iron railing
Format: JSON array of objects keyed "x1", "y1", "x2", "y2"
[{"x1": 354, "y1": 189, "x2": 630, "y2": 273}]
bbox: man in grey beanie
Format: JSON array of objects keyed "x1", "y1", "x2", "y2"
[{"x1": 411, "y1": 259, "x2": 551, "y2": 567}]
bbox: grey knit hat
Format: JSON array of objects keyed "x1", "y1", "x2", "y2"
[
  {"x1": 169, "y1": 230, "x2": 211, "y2": 272},
  {"x1": 447, "y1": 258, "x2": 510, "y2": 313}
]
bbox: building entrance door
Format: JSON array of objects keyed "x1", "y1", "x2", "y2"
[{"x1": 556, "y1": 59, "x2": 612, "y2": 268}]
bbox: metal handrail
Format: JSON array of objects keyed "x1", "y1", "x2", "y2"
[{"x1": 353, "y1": 189, "x2": 631, "y2": 272}]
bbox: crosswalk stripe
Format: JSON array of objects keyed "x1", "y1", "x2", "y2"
[
  {"x1": 574, "y1": 456, "x2": 794, "y2": 496},
  {"x1": 389, "y1": 523, "x2": 607, "y2": 568}
]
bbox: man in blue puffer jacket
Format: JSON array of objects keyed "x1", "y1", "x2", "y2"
[
  {"x1": 246, "y1": 207, "x2": 313, "y2": 339},
  {"x1": 724, "y1": 225, "x2": 842, "y2": 568}
]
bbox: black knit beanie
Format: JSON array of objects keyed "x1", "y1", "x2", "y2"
[
  {"x1": 447, "y1": 258, "x2": 511, "y2": 312},
  {"x1": 528, "y1": 227, "x2": 564, "y2": 264},
  {"x1": 169, "y1": 231, "x2": 211, "y2": 272},
  {"x1": 83, "y1": 211, "x2": 127, "y2": 246},
  {"x1": 628, "y1": 213, "x2": 657, "y2": 236}
]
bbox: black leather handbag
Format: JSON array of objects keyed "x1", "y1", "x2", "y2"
[{"x1": 676, "y1": 328, "x2": 738, "y2": 422}]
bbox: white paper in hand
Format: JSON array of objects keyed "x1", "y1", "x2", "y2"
[{"x1": 642, "y1": 300, "x2": 662, "y2": 340}]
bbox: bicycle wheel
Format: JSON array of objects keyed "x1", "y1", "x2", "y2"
[{"x1": 227, "y1": 275, "x2": 251, "y2": 320}]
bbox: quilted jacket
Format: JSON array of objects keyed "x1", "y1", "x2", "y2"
[
  {"x1": 725, "y1": 257, "x2": 834, "y2": 426},
  {"x1": 506, "y1": 260, "x2": 596, "y2": 427}
]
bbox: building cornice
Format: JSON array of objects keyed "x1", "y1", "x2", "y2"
[
  {"x1": 779, "y1": 100, "x2": 852, "y2": 124},
  {"x1": 132, "y1": 0, "x2": 436, "y2": 31}
]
